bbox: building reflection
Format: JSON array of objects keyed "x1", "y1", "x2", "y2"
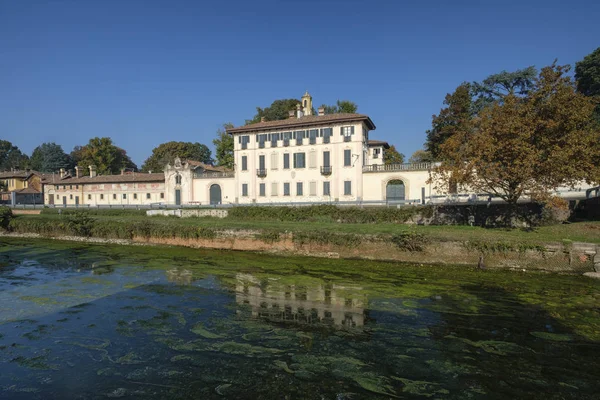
[
  {"x1": 235, "y1": 273, "x2": 366, "y2": 329},
  {"x1": 166, "y1": 268, "x2": 194, "y2": 285}
]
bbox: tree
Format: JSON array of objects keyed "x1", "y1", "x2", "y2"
[
  {"x1": 320, "y1": 100, "x2": 358, "y2": 114},
  {"x1": 383, "y1": 145, "x2": 405, "y2": 165},
  {"x1": 0, "y1": 140, "x2": 29, "y2": 171},
  {"x1": 471, "y1": 66, "x2": 537, "y2": 113},
  {"x1": 247, "y1": 99, "x2": 300, "y2": 124},
  {"x1": 74, "y1": 137, "x2": 138, "y2": 175},
  {"x1": 425, "y1": 83, "x2": 474, "y2": 160},
  {"x1": 408, "y1": 149, "x2": 433, "y2": 164},
  {"x1": 432, "y1": 63, "x2": 599, "y2": 205},
  {"x1": 213, "y1": 123, "x2": 234, "y2": 169},
  {"x1": 29, "y1": 142, "x2": 74, "y2": 173},
  {"x1": 141, "y1": 141, "x2": 212, "y2": 172},
  {"x1": 575, "y1": 47, "x2": 600, "y2": 120}
]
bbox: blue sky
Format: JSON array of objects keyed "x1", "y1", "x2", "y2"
[{"x1": 1, "y1": 0, "x2": 599, "y2": 167}]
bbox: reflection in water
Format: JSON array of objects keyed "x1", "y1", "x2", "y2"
[
  {"x1": 165, "y1": 268, "x2": 194, "y2": 285},
  {"x1": 235, "y1": 273, "x2": 366, "y2": 328}
]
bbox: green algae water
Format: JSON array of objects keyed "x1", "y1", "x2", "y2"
[{"x1": 0, "y1": 238, "x2": 599, "y2": 399}]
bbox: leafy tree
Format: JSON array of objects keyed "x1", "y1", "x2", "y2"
[
  {"x1": 247, "y1": 99, "x2": 300, "y2": 124},
  {"x1": 383, "y1": 145, "x2": 405, "y2": 164},
  {"x1": 408, "y1": 149, "x2": 433, "y2": 164},
  {"x1": 425, "y1": 83, "x2": 474, "y2": 160},
  {"x1": 431, "y1": 64, "x2": 599, "y2": 205},
  {"x1": 74, "y1": 137, "x2": 138, "y2": 175},
  {"x1": 213, "y1": 123, "x2": 234, "y2": 169},
  {"x1": 141, "y1": 141, "x2": 212, "y2": 172},
  {"x1": 321, "y1": 100, "x2": 358, "y2": 114},
  {"x1": 471, "y1": 66, "x2": 537, "y2": 112},
  {"x1": 0, "y1": 140, "x2": 29, "y2": 171},
  {"x1": 29, "y1": 142, "x2": 74, "y2": 173},
  {"x1": 575, "y1": 47, "x2": 600, "y2": 120}
]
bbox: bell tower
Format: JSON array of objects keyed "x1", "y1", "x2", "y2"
[{"x1": 301, "y1": 91, "x2": 313, "y2": 116}]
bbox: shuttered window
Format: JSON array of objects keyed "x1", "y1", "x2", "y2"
[
  {"x1": 309, "y1": 181, "x2": 317, "y2": 196},
  {"x1": 308, "y1": 150, "x2": 317, "y2": 168},
  {"x1": 259, "y1": 183, "x2": 266, "y2": 197},
  {"x1": 283, "y1": 183, "x2": 290, "y2": 196},
  {"x1": 242, "y1": 184, "x2": 248, "y2": 197},
  {"x1": 296, "y1": 182, "x2": 303, "y2": 196},
  {"x1": 241, "y1": 156, "x2": 247, "y2": 171},
  {"x1": 271, "y1": 153, "x2": 278, "y2": 170},
  {"x1": 271, "y1": 182, "x2": 278, "y2": 196},
  {"x1": 293, "y1": 153, "x2": 306, "y2": 168},
  {"x1": 283, "y1": 153, "x2": 290, "y2": 169},
  {"x1": 344, "y1": 181, "x2": 352, "y2": 195},
  {"x1": 344, "y1": 149, "x2": 351, "y2": 166},
  {"x1": 323, "y1": 181, "x2": 331, "y2": 196}
]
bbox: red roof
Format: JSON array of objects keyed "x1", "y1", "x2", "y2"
[{"x1": 227, "y1": 113, "x2": 376, "y2": 134}]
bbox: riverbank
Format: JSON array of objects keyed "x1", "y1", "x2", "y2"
[{"x1": 3, "y1": 213, "x2": 599, "y2": 272}]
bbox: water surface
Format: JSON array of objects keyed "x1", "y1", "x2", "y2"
[{"x1": 1, "y1": 238, "x2": 599, "y2": 399}]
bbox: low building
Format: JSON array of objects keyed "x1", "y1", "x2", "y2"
[
  {"x1": 0, "y1": 169, "x2": 45, "y2": 205},
  {"x1": 43, "y1": 166, "x2": 165, "y2": 207}
]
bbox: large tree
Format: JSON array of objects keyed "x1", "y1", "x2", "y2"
[
  {"x1": 29, "y1": 142, "x2": 73, "y2": 173},
  {"x1": 432, "y1": 63, "x2": 599, "y2": 205},
  {"x1": 408, "y1": 149, "x2": 433, "y2": 164},
  {"x1": 247, "y1": 99, "x2": 300, "y2": 124},
  {"x1": 471, "y1": 66, "x2": 537, "y2": 113},
  {"x1": 425, "y1": 83, "x2": 473, "y2": 160},
  {"x1": 0, "y1": 140, "x2": 29, "y2": 171},
  {"x1": 575, "y1": 47, "x2": 600, "y2": 120},
  {"x1": 73, "y1": 137, "x2": 138, "y2": 175},
  {"x1": 213, "y1": 123, "x2": 234, "y2": 169},
  {"x1": 141, "y1": 141, "x2": 212, "y2": 172},
  {"x1": 321, "y1": 100, "x2": 358, "y2": 114},
  {"x1": 383, "y1": 145, "x2": 405, "y2": 165}
]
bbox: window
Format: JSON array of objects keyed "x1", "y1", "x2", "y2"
[
  {"x1": 56, "y1": 194, "x2": 59, "y2": 200},
  {"x1": 146, "y1": 193, "x2": 151, "y2": 199},
  {"x1": 70, "y1": 185, "x2": 73, "y2": 190},
  {"x1": 175, "y1": 174, "x2": 182, "y2": 185},
  {"x1": 309, "y1": 129, "x2": 318, "y2": 144},
  {"x1": 295, "y1": 130, "x2": 305, "y2": 145},
  {"x1": 88, "y1": 194, "x2": 91, "y2": 200},
  {"x1": 308, "y1": 150, "x2": 317, "y2": 168},
  {"x1": 271, "y1": 182, "x2": 278, "y2": 196},
  {"x1": 123, "y1": 194, "x2": 127, "y2": 199},
  {"x1": 63, "y1": 185, "x2": 66, "y2": 190},
  {"x1": 344, "y1": 181, "x2": 352, "y2": 195},
  {"x1": 239, "y1": 135, "x2": 250, "y2": 149},
  {"x1": 100, "y1": 194, "x2": 104, "y2": 200},
  {"x1": 160, "y1": 193, "x2": 164, "y2": 199},
  {"x1": 259, "y1": 183, "x2": 266, "y2": 197},
  {"x1": 341, "y1": 126, "x2": 354, "y2": 136},
  {"x1": 296, "y1": 182, "x2": 303, "y2": 196},
  {"x1": 242, "y1": 184, "x2": 248, "y2": 197},
  {"x1": 293, "y1": 152, "x2": 306, "y2": 168},
  {"x1": 283, "y1": 182, "x2": 290, "y2": 196},
  {"x1": 113, "y1": 194, "x2": 117, "y2": 200},
  {"x1": 76, "y1": 185, "x2": 79, "y2": 189},
  {"x1": 373, "y1": 148, "x2": 381, "y2": 159},
  {"x1": 344, "y1": 149, "x2": 352, "y2": 166},
  {"x1": 271, "y1": 153, "x2": 278, "y2": 170},
  {"x1": 309, "y1": 181, "x2": 317, "y2": 196},
  {"x1": 55, "y1": 185, "x2": 58, "y2": 190},
  {"x1": 283, "y1": 153, "x2": 290, "y2": 169},
  {"x1": 134, "y1": 193, "x2": 138, "y2": 200},
  {"x1": 323, "y1": 181, "x2": 331, "y2": 196},
  {"x1": 241, "y1": 156, "x2": 248, "y2": 171},
  {"x1": 69, "y1": 194, "x2": 73, "y2": 200}
]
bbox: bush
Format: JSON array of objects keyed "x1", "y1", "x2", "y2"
[
  {"x1": 0, "y1": 207, "x2": 13, "y2": 231},
  {"x1": 390, "y1": 231, "x2": 429, "y2": 252},
  {"x1": 41, "y1": 208, "x2": 147, "y2": 217},
  {"x1": 65, "y1": 211, "x2": 96, "y2": 237}
]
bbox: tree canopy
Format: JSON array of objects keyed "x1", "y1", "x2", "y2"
[
  {"x1": 431, "y1": 63, "x2": 599, "y2": 205},
  {"x1": 408, "y1": 149, "x2": 433, "y2": 164},
  {"x1": 72, "y1": 137, "x2": 138, "y2": 175},
  {"x1": 0, "y1": 140, "x2": 29, "y2": 171},
  {"x1": 141, "y1": 141, "x2": 212, "y2": 172},
  {"x1": 575, "y1": 47, "x2": 600, "y2": 120},
  {"x1": 29, "y1": 142, "x2": 74, "y2": 173},
  {"x1": 321, "y1": 100, "x2": 358, "y2": 114},
  {"x1": 213, "y1": 123, "x2": 234, "y2": 169},
  {"x1": 247, "y1": 99, "x2": 300, "y2": 124},
  {"x1": 471, "y1": 66, "x2": 537, "y2": 112},
  {"x1": 383, "y1": 145, "x2": 405, "y2": 165}
]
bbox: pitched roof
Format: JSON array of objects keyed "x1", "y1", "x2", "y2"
[
  {"x1": 0, "y1": 170, "x2": 41, "y2": 179},
  {"x1": 14, "y1": 187, "x2": 41, "y2": 194},
  {"x1": 185, "y1": 160, "x2": 232, "y2": 173},
  {"x1": 368, "y1": 140, "x2": 390, "y2": 149},
  {"x1": 227, "y1": 113, "x2": 376, "y2": 134},
  {"x1": 45, "y1": 172, "x2": 165, "y2": 185}
]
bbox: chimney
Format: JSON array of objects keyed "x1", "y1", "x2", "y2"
[
  {"x1": 148, "y1": 170, "x2": 152, "y2": 174},
  {"x1": 318, "y1": 106, "x2": 325, "y2": 116},
  {"x1": 296, "y1": 103, "x2": 303, "y2": 118},
  {"x1": 59, "y1": 168, "x2": 65, "y2": 178},
  {"x1": 75, "y1": 166, "x2": 81, "y2": 178},
  {"x1": 89, "y1": 165, "x2": 97, "y2": 178},
  {"x1": 288, "y1": 110, "x2": 295, "y2": 119},
  {"x1": 260, "y1": 116, "x2": 266, "y2": 122}
]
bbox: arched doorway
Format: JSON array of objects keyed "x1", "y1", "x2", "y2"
[
  {"x1": 210, "y1": 184, "x2": 222, "y2": 205},
  {"x1": 386, "y1": 180, "x2": 405, "y2": 202}
]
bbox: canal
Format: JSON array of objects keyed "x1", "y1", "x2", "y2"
[{"x1": 0, "y1": 238, "x2": 599, "y2": 399}]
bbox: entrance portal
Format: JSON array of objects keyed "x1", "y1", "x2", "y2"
[
  {"x1": 175, "y1": 189, "x2": 181, "y2": 206},
  {"x1": 210, "y1": 184, "x2": 222, "y2": 205},
  {"x1": 386, "y1": 180, "x2": 405, "y2": 202}
]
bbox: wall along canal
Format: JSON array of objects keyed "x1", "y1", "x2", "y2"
[{"x1": 0, "y1": 238, "x2": 599, "y2": 399}]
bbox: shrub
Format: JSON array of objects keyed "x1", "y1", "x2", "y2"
[
  {"x1": 41, "y1": 208, "x2": 147, "y2": 217},
  {"x1": 390, "y1": 231, "x2": 429, "y2": 252},
  {"x1": 65, "y1": 211, "x2": 96, "y2": 237},
  {"x1": 0, "y1": 207, "x2": 12, "y2": 231}
]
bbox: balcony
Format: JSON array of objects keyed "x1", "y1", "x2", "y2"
[
  {"x1": 320, "y1": 166, "x2": 332, "y2": 175},
  {"x1": 256, "y1": 169, "x2": 267, "y2": 178},
  {"x1": 283, "y1": 139, "x2": 290, "y2": 147},
  {"x1": 271, "y1": 140, "x2": 278, "y2": 148},
  {"x1": 344, "y1": 135, "x2": 351, "y2": 142},
  {"x1": 323, "y1": 136, "x2": 330, "y2": 144},
  {"x1": 241, "y1": 142, "x2": 247, "y2": 150},
  {"x1": 362, "y1": 163, "x2": 432, "y2": 173}
]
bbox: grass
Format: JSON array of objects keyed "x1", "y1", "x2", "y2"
[{"x1": 7, "y1": 213, "x2": 600, "y2": 245}]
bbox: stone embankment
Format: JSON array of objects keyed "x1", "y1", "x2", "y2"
[{"x1": 1, "y1": 230, "x2": 598, "y2": 274}]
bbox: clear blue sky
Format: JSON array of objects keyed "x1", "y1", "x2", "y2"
[{"x1": 1, "y1": 0, "x2": 599, "y2": 167}]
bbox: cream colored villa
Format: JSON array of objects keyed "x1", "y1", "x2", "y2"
[{"x1": 164, "y1": 91, "x2": 434, "y2": 206}]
